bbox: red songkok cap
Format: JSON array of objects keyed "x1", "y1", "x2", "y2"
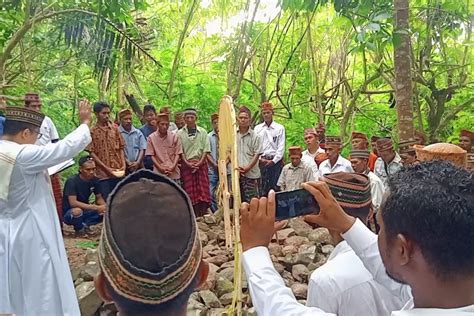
[
  {"x1": 211, "y1": 113, "x2": 219, "y2": 121},
  {"x1": 261, "y1": 102, "x2": 273, "y2": 111},
  {"x1": 326, "y1": 136, "x2": 342, "y2": 146},
  {"x1": 304, "y1": 128, "x2": 317, "y2": 136},
  {"x1": 351, "y1": 132, "x2": 368, "y2": 141},
  {"x1": 376, "y1": 138, "x2": 393, "y2": 152},
  {"x1": 288, "y1": 146, "x2": 302, "y2": 155},
  {"x1": 460, "y1": 129, "x2": 474, "y2": 141},
  {"x1": 118, "y1": 109, "x2": 132, "y2": 119}
]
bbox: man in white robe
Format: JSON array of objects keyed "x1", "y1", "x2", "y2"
[
  {"x1": 240, "y1": 161, "x2": 474, "y2": 315},
  {"x1": 0, "y1": 101, "x2": 92, "y2": 315}
]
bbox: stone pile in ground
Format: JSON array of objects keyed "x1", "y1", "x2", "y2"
[{"x1": 73, "y1": 213, "x2": 333, "y2": 315}]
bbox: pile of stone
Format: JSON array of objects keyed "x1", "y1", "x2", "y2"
[{"x1": 73, "y1": 214, "x2": 333, "y2": 315}]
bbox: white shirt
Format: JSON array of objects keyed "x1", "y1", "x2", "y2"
[
  {"x1": 242, "y1": 219, "x2": 474, "y2": 316},
  {"x1": 0, "y1": 124, "x2": 90, "y2": 315},
  {"x1": 254, "y1": 121, "x2": 285, "y2": 164},
  {"x1": 36, "y1": 115, "x2": 59, "y2": 146},
  {"x1": 366, "y1": 170, "x2": 384, "y2": 212},
  {"x1": 317, "y1": 155, "x2": 353, "y2": 179},
  {"x1": 374, "y1": 153, "x2": 403, "y2": 190},
  {"x1": 302, "y1": 148, "x2": 324, "y2": 179},
  {"x1": 307, "y1": 241, "x2": 404, "y2": 316}
]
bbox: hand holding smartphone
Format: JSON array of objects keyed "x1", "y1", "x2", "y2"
[{"x1": 275, "y1": 188, "x2": 320, "y2": 221}]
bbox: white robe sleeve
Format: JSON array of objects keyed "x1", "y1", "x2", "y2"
[
  {"x1": 19, "y1": 124, "x2": 91, "y2": 173},
  {"x1": 342, "y1": 219, "x2": 412, "y2": 303},
  {"x1": 242, "y1": 246, "x2": 334, "y2": 316}
]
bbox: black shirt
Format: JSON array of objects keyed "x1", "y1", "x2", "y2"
[{"x1": 62, "y1": 174, "x2": 100, "y2": 214}]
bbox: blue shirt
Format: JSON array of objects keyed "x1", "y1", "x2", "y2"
[
  {"x1": 139, "y1": 123, "x2": 155, "y2": 139},
  {"x1": 0, "y1": 115, "x2": 5, "y2": 136},
  {"x1": 208, "y1": 130, "x2": 218, "y2": 174},
  {"x1": 119, "y1": 125, "x2": 147, "y2": 162}
]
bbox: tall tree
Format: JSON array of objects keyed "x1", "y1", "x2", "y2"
[{"x1": 393, "y1": 0, "x2": 414, "y2": 142}]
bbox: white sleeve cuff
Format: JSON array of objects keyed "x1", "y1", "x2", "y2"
[{"x1": 242, "y1": 246, "x2": 274, "y2": 276}]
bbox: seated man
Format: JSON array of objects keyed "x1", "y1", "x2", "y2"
[
  {"x1": 240, "y1": 161, "x2": 474, "y2": 315},
  {"x1": 62, "y1": 156, "x2": 106, "y2": 235},
  {"x1": 277, "y1": 146, "x2": 315, "y2": 191},
  {"x1": 94, "y1": 170, "x2": 209, "y2": 316}
]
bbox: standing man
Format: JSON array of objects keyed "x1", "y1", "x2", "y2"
[
  {"x1": 315, "y1": 122, "x2": 326, "y2": 150},
  {"x1": 460, "y1": 129, "x2": 474, "y2": 171},
  {"x1": 0, "y1": 102, "x2": 91, "y2": 315},
  {"x1": 146, "y1": 113, "x2": 183, "y2": 183},
  {"x1": 277, "y1": 146, "x2": 315, "y2": 191},
  {"x1": 177, "y1": 108, "x2": 212, "y2": 217},
  {"x1": 175, "y1": 111, "x2": 185, "y2": 130},
  {"x1": 160, "y1": 106, "x2": 179, "y2": 133},
  {"x1": 368, "y1": 136, "x2": 379, "y2": 171},
  {"x1": 139, "y1": 104, "x2": 157, "y2": 170},
  {"x1": 318, "y1": 136, "x2": 353, "y2": 178},
  {"x1": 255, "y1": 101, "x2": 285, "y2": 196},
  {"x1": 118, "y1": 109, "x2": 147, "y2": 174},
  {"x1": 87, "y1": 101, "x2": 126, "y2": 199},
  {"x1": 302, "y1": 128, "x2": 324, "y2": 179},
  {"x1": 351, "y1": 132, "x2": 369, "y2": 150},
  {"x1": 62, "y1": 156, "x2": 105, "y2": 235},
  {"x1": 349, "y1": 149, "x2": 384, "y2": 214},
  {"x1": 24, "y1": 92, "x2": 64, "y2": 225},
  {"x1": 398, "y1": 140, "x2": 419, "y2": 167},
  {"x1": 237, "y1": 106, "x2": 263, "y2": 202},
  {"x1": 207, "y1": 113, "x2": 219, "y2": 212},
  {"x1": 374, "y1": 138, "x2": 403, "y2": 189}
]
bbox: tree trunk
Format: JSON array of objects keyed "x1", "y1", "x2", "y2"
[{"x1": 393, "y1": 0, "x2": 414, "y2": 142}]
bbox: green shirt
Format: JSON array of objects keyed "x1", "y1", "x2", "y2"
[
  {"x1": 177, "y1": 125, "x2": 211, "y2": 160},
  {"x1": 237, "y1": 128, "x2": 262, "y2": 179}
]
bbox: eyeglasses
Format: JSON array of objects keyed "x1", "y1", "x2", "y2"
[{"x1": 29, "y1": 129, "x2": 43, "y2": 139}]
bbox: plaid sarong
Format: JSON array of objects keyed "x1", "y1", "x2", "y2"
[
  {"x1": 240, "y1": 176, "x2": 260, "y2": 203},
  {"x1": 181, "y1": 160, "x2": 211, "y2": 215}
]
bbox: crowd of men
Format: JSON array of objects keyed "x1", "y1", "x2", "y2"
[{"x1": 0, "y1": 93, "x2": 473, "y2": 315}]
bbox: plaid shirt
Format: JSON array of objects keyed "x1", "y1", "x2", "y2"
[{"x1": 277, "y1": 161, "x2": 315, "y2": 191}]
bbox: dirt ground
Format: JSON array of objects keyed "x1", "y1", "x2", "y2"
[{"x1": 63, "y1": 223, "x2": 102, "y2": 270}]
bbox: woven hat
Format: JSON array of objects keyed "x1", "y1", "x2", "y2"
[
  {"x1": 376, "y1": 138, "x2": 393, "y2": 152},
  {"x1": 350, "y1": 149, "x2": 370, "y2": 159},
  {"x1": 118, "y1": 109, "x2": 132, "y2": 120},
  {"x1": 325, "y1": 136, "x2": 342, "y2": 146},
  {"x1": 414, "y1": 143, "x2": 467, "y2": 167},
  {"x1": 460, "y1": 129, "x2": 473, "y2": 141},
  {"x1": 399, "y1": 140, "x2": 417, "y2": 155},
  {"x1": 211, "y1": 113, "x2": 219, "y2": 121},
  {"x1": 351, "y1": 132, "x2": 368, "y2": 141},
  {"x1": 304, "y1": 128, "x2": 317, "y2": 136},
  {"x1": 261, "y1": 102, "x2": 273, "y2": 111},
  {"x1": 183, "y1": 108, "x2": 197, "y2": 116},
  {"x1": 5, "y1": 106, "x2": 44, "y2": 127},
  {"x1": 323, "y1": 172, "x2": 372, "y2": 209},
  {"x1": 160, "y1": 106, "x2": 172, "y2": 114},
  {"x1": 98, "y1": 170, "x2": 202, "y2": 305},
  {"x1": 288, "y1": 146, "x2": 302, "y2": 155},
  {"x1": 156, "y1": 113, "x2": 170, "y2": 122},
  {"x1": 314, "y1": 152, "x2": 328, "y2": 166},
  {"x1": 175, "y1": 112, "x2": 184, "y2": 119}
]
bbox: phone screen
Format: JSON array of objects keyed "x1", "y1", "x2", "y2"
[{"x1": 275, "y1": 189, "x2": 320, "y2": 221}]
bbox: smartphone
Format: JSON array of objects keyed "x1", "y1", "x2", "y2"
[{"x1": 275, "y1": 189, "x2": 320, "y2": 221}]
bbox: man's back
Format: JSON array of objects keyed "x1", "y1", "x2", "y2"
[{"x1": 307, "y1": 241, "x2": 403, "y2": 316}]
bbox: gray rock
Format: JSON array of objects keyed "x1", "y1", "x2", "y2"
[
  {"x1": 217, "y1": 267, "x2": 234, "y2": 282},
  {"x1": 197, "y1": 221, "x2": 210, "y2": 232},
  {"x1": 207, "y1": 308, "x2": 228, "y2": 316},
  {"x1": 322, "y1": 244, "x2": 335, "y2": 255},
  {"x1": 307, "y1": 256, "x2": 327, "y2": 272},
  {"x1": 187, "y1": 299, "x2": 208, "y2": 316},
  {"x1": 203, "y1": 214, "x2": 217, "y2": 225},
  {"x1": 76, "y1": 281, "x2": 103, "y2": 316},
  {"x1": 308, "y1": 228, "x2": 332, "y2": 244},
  {"x1": 202, "y1": 244, "x2": 220, "y2": 254},
  {"x1": 190, "y1": 291, "x2": 201, "y2": 302},
  {"x1": 268, "y1": 243, "x2": 283, "y2": 257},
  {"x1": 219, "y1": 292, "x2": 234, "y2": 306},
  {"x1": 199, "y1": 290, "x2": 222, "y2": 308},
  {"x1": 98, "y1": 302, "x2": 118, "y2": 316},
  {"x1": 274, "y1": 228, "x2": 295, "y2": 243},
  {"x1": 74, "y1": 277, "x2": 84, "y2": 287},
  {"x1": 291, "y1": 283, "x2": 308, "y2": 299},
  {"x1": 245, "y1": 307, "x2": 258, "y2": 316},
  {"x1": 206, "y1": 254, "x2": 228, "y2": 267},
  {"x1": 85, "y1": 248, "x2": 98, "y2": 263},
  {"x1": 284, "y1": 236, "x2": 310, "y2": 247},
  {"x1": 216, "y1": 276, "x2": 234, "y2": 297},
  {"x1": 296, "y1": 245, "x2": 317, "y2": 265},
  {"x1": 203, "y1": 263, "x2": 220, "y2": 291},
  {"x1": 79, "y1": 261, "x2": 100, "y2": 281},
  {"x1": 281, "y1": 254, "x2": 298, "y2": 271},
  {"x1": 288, "y1": 218, "x2": 312, "y2": 237},
  {"x1": 199, "y1": 231, "x2": 209, "y2": 245},
  {"x1": 292, "y1": 264, "x2": 310, "y2": 282},
  {"x1": 220, "y1": 260, "x2": 235, "y2": 269},
  {"x1": 207, "y1": 230, "x2": 219, "y2": 241},
  {"x1": 71, "y1": 266, "x2": 81, "y2": 281},
  {"x1": 274, "y1": 262, "x2": 285, "y2": 274},
  {"x1": 282, "y1": 270, "x2": 295, "y2": 287},
  {"x1": 281, "y1": 245, "x2": 298, "y2": 256}
]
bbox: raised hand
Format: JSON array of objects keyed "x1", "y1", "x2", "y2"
[{"x1": 78, "y1": 99, "x2": 92, "y2": 125}]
